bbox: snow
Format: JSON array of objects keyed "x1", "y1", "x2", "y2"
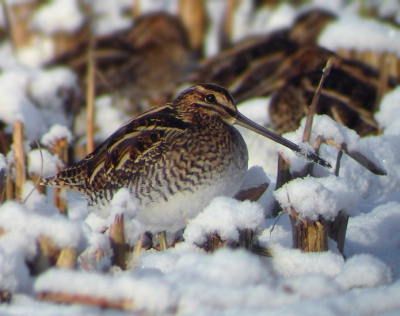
[
  {"x1": 183, "y1": 196, "x2": 265, "y2": 246},
  {"x1": 0, "y1": 68, "x2": 79, "y2": 142},
  {"x1": 1, "y1": 1, "x2": 400, "y2": 315},
  {"x1": 273, "y1": 175, "x2": 359, "y2": 221},
  {"x1": 375, "y1": 86, "x2": 400, "y2": 135},
  {"x1": 319, "y1": 14, "x2": 400, "y2": 56},
  {"x1": 41, "y1": 124, "x2": 73, "y2": 147},
  {"x1": 27, "y1": 148, "x2": 63, "y2": 179},
  {"x1": 88, "y1": 0, "x2": 135, "y2": 36},
  {"x1": 31, "y1": 0, "x2": 85, "y2": 35}
]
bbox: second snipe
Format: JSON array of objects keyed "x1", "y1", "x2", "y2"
[{"x1": 42, "y1": 84, "x2": 330, "y2": 233}]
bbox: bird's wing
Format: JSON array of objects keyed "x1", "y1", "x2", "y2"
[{"x1": 42, "y1": 105, "x2": 190, "y2": 197}]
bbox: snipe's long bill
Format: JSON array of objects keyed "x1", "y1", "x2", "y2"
[
  {"x1": 235, "y1": 111, "x2": 331, "y2": 168},
  {"x1": 42, "y1": 83, "x2": 330, "y2": 233}
]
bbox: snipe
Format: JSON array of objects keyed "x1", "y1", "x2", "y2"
[{"x1": 42, "y1": 84, "x2": 330, "y2": 233}]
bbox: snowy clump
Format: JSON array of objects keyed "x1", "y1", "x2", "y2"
[
  {"x1": 41, "y1": 124, "x2": 74, "y2": 147},
  {"x1": 0, "y1": 154, "x2": 6, "y2": 170},
  {"x1": 204, "y1": 0, "x2": 227, "y2": 57},
  {"x1": 251, "y1": 4, "x2": 297, "y2": 36},
  {"x1": 31, "y1": 0, "x2": 85, "y2": 35},
  {"x1": 34, "y1": 268, "x2": 178, "y2": 314},
  {"x1": 171, "y1": 248, "x2": 273, "y2": 287},
  {"x1": 21, "y1": 181, "x2": 59, "y2": 216},
  {"x1": 107, "y1": 188, "x2": 144, "y2": 247},
  {"x1": 319, "y1": 14, "x2": 400, "y2": 56},
  {"x1": 15, "y1": 37, "x2": 55, "y2": 68},
  {"x1": 375, "y1": 86, "x2": 400, "y2": 135},
  {"x1": 183, "y1": 197, "x2": 265, "y2": 246},
  {"x1": 29, "y1": 67, "x2": 79, "y2": 115},
  {"x1": 274, "y1": 175, "x2": 359, "y2": 221},
  {"x1": 271, "y1": 244, "x2": 344, "y2": 278},
  {"x1": 94, "y1": 96, "x2": 127, "y2": 143},
  {"x1": 322, "y1": 134, "x2": 400, "y2": 199},
  {"x1": 0, "y1": 68, "x2": 79, "y2": 141},
  {"x1": 27, "y1": 148, "x2": 63, "y2": 178},
  {"x1": 0, "y1": 247, "x2": 31, "y2": 293},
  {"x1": 85, "y1": 189, "x2": 144, "y2": 248},
  {"x1": 335, "y1": 254, "x2": 392, "y2": 289},
  {"x1": 78, "y1": 224, "x2": 112, "y2": 273},
  {"x1": 0, "y1": 201, "x2": 87, "y2": 252},
  {"x1": 345, "y1": 201, "x2": 400, "y2": 278},
  {"x1": 88, "y1": 0, "x2": 134, "y2": 36},
  {"x1": 240, "y1": 165, "x2": 270, "y2": 189},
  {"x1": 0, "y1": 70, "x2": 47, "y2": 141}
]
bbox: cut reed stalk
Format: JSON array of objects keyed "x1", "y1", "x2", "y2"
[
  {"x1": 86, "y1": 17, "x2": 96, "y2": 155},
  {"x1": 56, "y1": 248, "x2": 77, "y2": 269},
  {"x1": 13, "y1": 121, "x2": 26, "y2": 201},
  {"x1": 109, "y1": 214, "x2": 126, "y2": 269},
  {"x1": 37, "y1": 292, "x2": 132, "y2": 311}
]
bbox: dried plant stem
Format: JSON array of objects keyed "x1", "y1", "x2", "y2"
[
  {"x1": 86, "y1": 18, "x2": 96, "y2": 154},
  {"x1": 302, "y1": 57, "x2": 335, "y2": 143},
  {"x1": 109, "y1": 214, "x2": 126, "y2": 269},
  {"x1": 56, "y1": 248, "x2": 77, "y2": 269},
  {"x1": 289, "y1": 207, "x2": 328, "y2": 252},
  {"x1": 223, "y1": 0, "x2": 238, "y2": 46},
  {"x1": 13, "y1": 121, "x2": 26, "y2": 201},
  {"x1": 179, "y1": 0, "x2": 206, "y2": 56},
  {"x1": 32, "y1": 236, "x2": 60, "y2": 275},
  {"x1": 0, "y1": 168, "x2": 6, "y2": 204},
  {"x1": 234, "y1": 183, "x2": 268, "y2": 202},
  {"x1": 157, "y1": 231, "x2": 167, "y2": 251},
  {"x1": 374, "y1": 53, "x2": 391, "y2": 113},
  {"x1": 326, "y1": 211, "x2": 348, "y2": 256},
  {"x1": 272, "y1": 152, "x2": 291, "y2": 217},
  {"x1": 37, "y1": 292, "x2": 132, "y2": 311},
  {"x1": 0, "y1": 0, "x2": 14, "y2": 53},
  {"x1": 5, "y1": 164, "x2": 13, "y2": 201},
  {"x1": 134, "y1": 234, "x2": 144, "y2": 257}
]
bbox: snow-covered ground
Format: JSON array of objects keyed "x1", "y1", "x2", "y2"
[{"x1": 1, "y1": 0, "x2": 400, "y2": 315}]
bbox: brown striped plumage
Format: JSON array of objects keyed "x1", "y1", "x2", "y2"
[{"x1": 42, "y1": 84, "x2": 330, "y2": 233}]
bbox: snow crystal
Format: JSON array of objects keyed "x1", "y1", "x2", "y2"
[
  {"x1": 274, "y1": 175, "x2": 358, "y2": 221},
  {"x1": 183, "y1": 197, "x2": 265, "y2": 246},
  {"x1": 41, "y1": 125, "x2": 73, "y2": 147},
  {"x1": 336, "y1": 254, "x2": 392, "y2": 289},
  {"x1": 31, "y1": 0, "x2": 85, "y2": 35}
]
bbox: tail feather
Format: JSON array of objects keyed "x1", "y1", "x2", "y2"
[{"x1": 41, "y1": 160, "x2": 90, "y2": 192}]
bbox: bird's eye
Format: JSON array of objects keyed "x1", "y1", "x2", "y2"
[{"x1": 205, "y1": 94, "x2": 216, "y2": 103}]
